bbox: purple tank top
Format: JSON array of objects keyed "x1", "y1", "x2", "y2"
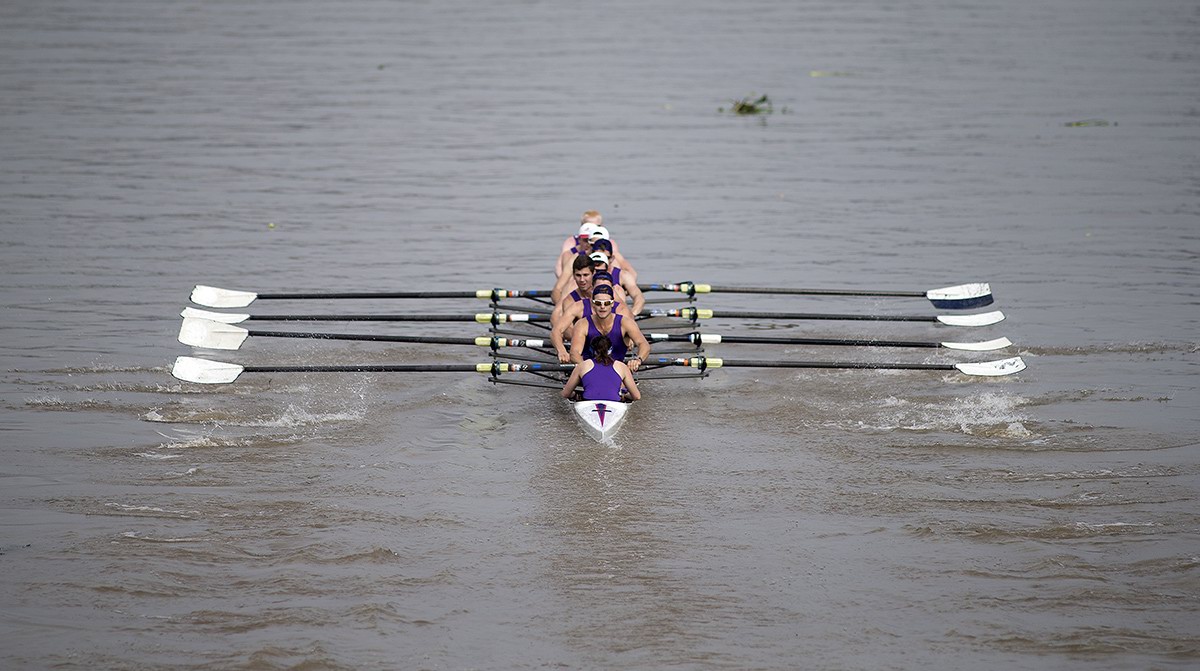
[
  {"x1": 581, "y1": 362, "x2": 624, "y2": 401},
  {"x1": 569, "y1": 290, "x2": 592, "y2": 318},
  {"x1": 583, "y1": 314, "x2": 627, "y2": 361}
]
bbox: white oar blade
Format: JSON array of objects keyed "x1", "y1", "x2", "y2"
[
  {"x1": 178, "y1": 318, "x2": 250, "y2": 350},
  {"x1": 180, "y1": 306, "x2": 251, "y2": 324},
  {"x1": 171, "y1": 356, "x2": 245, "y2": 384},
  {"x1": 940, "y1": 336, "x2": 1012, "y2": 351},
  {"x1": 926, "y1": 282, "x2": 993, "y2": 309},
  {"x1": 927, "y1": 283, "x2": 990, "y2": 301},
  {"x1": 191, "y1": 285, "x2": 258, "y2": 308},
  {"x1": 954, "y1": 356, "x2": 1026, "y2": 377},
  {"x1": 936, "y1": 310, "x2": 1005, "y2": 327}
]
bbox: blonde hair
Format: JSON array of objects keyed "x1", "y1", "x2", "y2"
[{"x1": 581, "y1": 210, "x2": 603, "y2": 225}]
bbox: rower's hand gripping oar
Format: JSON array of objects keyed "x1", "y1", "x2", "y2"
[
  {"x1": 647, "y1": 307, "x2": 1006, "y2": 327},
  {"x1": 170, "y1": 356, "x2": 572, "y2": 384},
  {"x1": 662, "y1": 356, "x2": 1027, "y2": 377},
  {"x1": 648, "y1": 332, "x2": 1014, "y2": 351},
  {"x1": 190, "y1": 285, "x2": 553, "y2": 309},
  {"x1": 178, "y1": 317, "x2": 550, "y2": 352},
  {"x1": 639, "y1": 282, "x2": 993, "y2": 310}
]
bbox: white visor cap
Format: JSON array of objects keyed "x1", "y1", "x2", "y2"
[{"x1": 588, "y1": 225, "x2": 610, "y2": 241}]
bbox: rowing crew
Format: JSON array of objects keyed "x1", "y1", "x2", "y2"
[{"x1": 551, "y1": 212, "x2": 651, "y2": 403}]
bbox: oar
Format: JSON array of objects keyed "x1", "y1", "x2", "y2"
[
  {"x1": 647, "y1": 332, "x2": 1013, "y2": 351},
  {"x1": 192, "y1": 283, "x2": 994, "y2": 310},
  {"x1": 171, "y1": 356, "x2": 572, "y2": 384},
  {"x1": 661, "y1": 355, "x2": 1026, "y2": 377},
  {"x1": 190, "y1": 285, "x2": 554, "y2": 309},
  {"x1": 179, "y1": 307, "x2": 551, "y2": 325},
  {"x1": 646, "y1": 307, "x2": 1005, "y2": 327},
  {"x1": 178, "y1": 317, "x2": 551, "y2": 352},
  {"x1": 640, "y1": 282, "x2": 993, "y2": 309}
]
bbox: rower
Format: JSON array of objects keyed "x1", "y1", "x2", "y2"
[
  {"x1": 555, "y1": 210, "x2": 629, "y2": 277},
  {"x1": 553, "y1": 220, "x2": 637, "y2": 284},
  {"x1": 560, "y1": 334, "x2": 641, "y2": 403},
  {"x1": 569, "y1": 284, "x2": 651, "y2": 372},
  {"x1": 550, "y1": 258, "x2": 633, "y2": 362}
]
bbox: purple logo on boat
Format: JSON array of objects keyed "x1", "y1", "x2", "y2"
[{"x1": 592, "y1": 402, "x2": 610, "y2": 427}]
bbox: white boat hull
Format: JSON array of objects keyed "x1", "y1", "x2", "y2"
[{"x1": 571, "y1": 400, "x2": 630, "y2": 441}]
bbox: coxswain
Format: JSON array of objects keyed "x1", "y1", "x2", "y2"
[
  {"x1": 560, "y1": 334, "x2": 641, "y2": 403},
  {"x1": 569, "y1": 284, "x2": 651, "y2": 372}
]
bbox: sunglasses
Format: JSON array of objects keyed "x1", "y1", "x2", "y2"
[{"x1": 591, "y1": 299, "x2": 614, "y2": 307}]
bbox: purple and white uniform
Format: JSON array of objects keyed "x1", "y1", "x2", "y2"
[
  {"x1": 581, "y1": 362, "x2": 624, "y2": 401},
  {"x1": 582, "y1": 314, "x2": 627, "y2": 361}
]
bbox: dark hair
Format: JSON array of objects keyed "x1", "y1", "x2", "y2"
[
  {"x1": 592, "y1": 270, "x2": 613, "y2": 283},
  {"x1": 572, "y1": 254, "x2": 594, "y2": 272},
  {"x1": 589, "y1": 335, "x2": 614, "y2": 366}
]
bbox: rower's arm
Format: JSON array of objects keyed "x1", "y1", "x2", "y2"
[
  {"x1": 615, "y1": 361, "x2": 641, "y2": 401},
  {"x1": 623, "y1": 317, "x2": 651, "y2": 372},
  {"x1": 560, "y1": 362, "x2": 584, "y2": 398},
  {"x1": 614, "y1": 252, "x2": 638, "y2": 282},
  {"x1": 549, "y1": 303, "x2": 574, "y2": 362},
  {"x1": 622, "y1": 275, "x2": 645, "y2": 314},
  {"x1": 551, "y1": 259, "x2": 575, "y2": 304},
  {"x1": 568, "y1": 319, "x2": 588, "y2": 364}
]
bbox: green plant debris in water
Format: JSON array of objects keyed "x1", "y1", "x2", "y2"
[
  {"x1": 720, "y1": 94, "x2": 788, "y2": 115},
  {"x1": 1064, "y1": 118, "x2": 1116, "y2": 127}
]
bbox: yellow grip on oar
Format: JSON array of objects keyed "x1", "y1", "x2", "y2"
[
  {"x1": 475, "y1": 313, "x2": 502, "y2": 323},
  {"x1": 475, "y1": 337, "x2": 507, "y2": 347},
  {"x1": 694, "y1": 309, "x2": 714, "y2": 319},
  {"x1": 476, "y1": 363, "x2": 515, "y2": 373},
  {"x1": 689, "y1": 283, "x2": 712, "y2": 294}
]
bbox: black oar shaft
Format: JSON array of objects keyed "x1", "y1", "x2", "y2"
[
  {"x1": 255, "y1": 290, "x2": 554, "y2": 300},
  {"x1": 241, "y1": 363, "x2": 573, "y2": 374},
  {"x1": 652, "y1": 308, "x2": 936, "y2": 322},
  {"x1": 708, "y1": 286, "x2": 924, "y2": 297},
  {"x1": 243, "y1": 329, "x2": 545, "y2": 348},
  {"x1": 243, "y1": 314, "x2": 551, "y2": 323},
  {"x1": 715, "y1": 359, "x2": 954, "y2": 370},
  {"x1": 656, "y1": 333, "x2": 941, "y2": 348}
]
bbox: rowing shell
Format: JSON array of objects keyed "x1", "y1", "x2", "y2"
[{"x1": 572, "y1": 400, "x2": 630, "y2": 441}]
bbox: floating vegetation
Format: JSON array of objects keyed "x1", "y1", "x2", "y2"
[
  {"x1": 720, "y1": 94, "x2": 789, "y2": 115},
  {"x1": 1064, "y1": 118, "x2": 1116, "y2": 127},
  {"x1": 809, "y1": 70, "x2": 855, "y2": 78}
]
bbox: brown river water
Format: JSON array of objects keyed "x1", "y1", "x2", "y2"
[{"x1": 1, "y1": 0, "x2": 1197, "y2": 668}]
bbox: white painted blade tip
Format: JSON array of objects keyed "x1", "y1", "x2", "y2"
[
  {"x1": 191, "y1": 285, "x2": 258, "y2": 308},
  {"x1": 936, "y1": 310, "x2": 1005, "y2": 327},
  {"x1": 178, "y1": 318, "x2": 249, "y2": 350},
  {"x1": 955, "y1": 356, "x2": 1026, "y2": 377},
  {"x1": 926, "y1": 282, "x2": 991, "y2": 300},
  {"x1": 940, "y1": 337, "x2": 1013, "y2": 351},
  {"x1": 180, "y1": 306, "x2": 251, "y2": 324},
  {"x1": 171, "y1": 356, "x2": 244, "y2": 384}
]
